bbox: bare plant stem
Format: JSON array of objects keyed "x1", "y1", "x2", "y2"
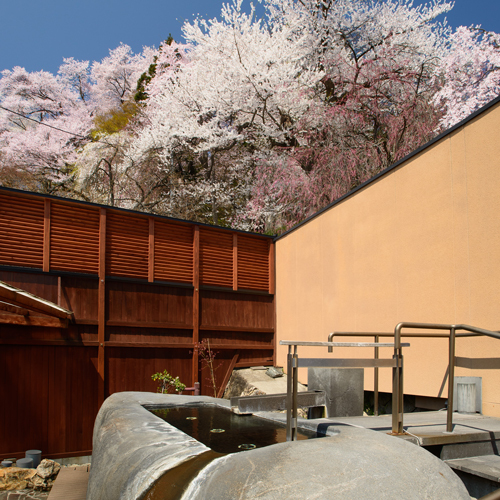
[{"x1": 207, "y1": 339, "x2": 217, "y2": 398}]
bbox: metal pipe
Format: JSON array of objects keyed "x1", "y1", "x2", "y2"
[
  {"x1": 392, "y1": 351, "x2": 399, "y2": 434},
  {"x1": 183, "y1": 382, "x2": 200, "y2": 396},
  {"x1": 328, "y1": 332, "x2": 334, "y2": 352},
  {"x1": 374, "y1": 335, "x2": 379, "y2": 416},
  {"x1": 447, "y1": 327, "x2": 456, "y2": 432},
  {"x1": 286, "y1": 345, "x2": 292, "y2": 441},
  {"x1": 335, "y1": 332, "x2": 450, "y2": 338},
  {"x1": 458, "y1": 324, "x2": 500, "y2": 340},
  {"x1": 391, "y1": 324, "x2": 404, "y2": 434},
  {"x1": 399, "y1": 354, "x2": 404, "y2": 434},
  {"x1": 292, "y1": 345, "x2": 298, "y2": 441}
]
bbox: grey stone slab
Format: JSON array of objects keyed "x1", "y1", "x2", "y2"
[
  {"x1": 445, "y1": 455, "x2": 500, "y2": 483},
  {"x1": 323, "y1": 410, "x2": 500, "y2": 446},
  {"x1": 308, "y1": 367, "x2": 364, "y2": 417},
  {"x1": 440, "y1": 439, "x2": 500, "y2": 460},
  {"x1": 230, "y1": 390, "x2": 325, "y2": 413}
]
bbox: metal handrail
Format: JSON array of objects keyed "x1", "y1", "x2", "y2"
[
  {"x1": 329, "y1": 323, "x2": 500, "y2": 434},
  {"x1": 279, "y1": 340, "x2": 410, "y2": 441}
]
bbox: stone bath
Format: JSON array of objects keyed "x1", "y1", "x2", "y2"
[{"x1": 87, "y1": 392, "x2": 470, "y2": 500}]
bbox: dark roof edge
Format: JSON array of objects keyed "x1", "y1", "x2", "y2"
[
  {"x1": 0, "y1": 185, "x2": 274, "y2": 240},
  {"x1": 274, "y1": 94, "x2": 500, "y2": 242}
]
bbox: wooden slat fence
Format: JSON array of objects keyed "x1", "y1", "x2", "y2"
[{"x1": 0, "y1": 188, "x2": 275, "y2": 459}]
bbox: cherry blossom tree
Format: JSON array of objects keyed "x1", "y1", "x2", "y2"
[
  {"x1": 241, "y1": 0, "x2": 452, "y2": 231},
  {"x1": 129, "y1": 1, "x2": 322, "y2": 224},
  {"x1": 4, "y1": 0, "x2": 498, "y2": 234},
  {"x1": 434, "y1": 27, "x2": 500, "y2": 129},
  {"x1": 130, "y1": 0, "x2": 452, "y2": 231},
  {"x1": 0, "y1": 44, "x2": 153, "y2": 197},
  {"x1": 90, "y1": 43, "x2": 156, "y2": 112},
  {"x1": 0, "y1": 66, "x2": 91, "y2": 193}
]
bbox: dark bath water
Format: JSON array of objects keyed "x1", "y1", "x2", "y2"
[
  {"x1": 151, "y1": 405, "x2": 319, "y2": 454},
  {"x1": 145, "y1": 406, "x2": 321, "y2": 500}
]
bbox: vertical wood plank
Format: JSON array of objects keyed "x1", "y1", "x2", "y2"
[
  {"x1": 217, "y1": 351, "x2": 239, "y2": 398},
  {"x1": 98, "y1": 208, "x2": 107, "y2": 408},
  {"x1": 268, "y1": 240, "x2": 275, "y2": 295},
  {"x1": 148, "y1": 218, "x2": 155, "y2": 283},
  {"x1": 192, "y1": 226, "x2": 200, "y2": 384},
  {"x1": 233, "y1": 233, "x2": 238, "y2": 291},
  {"x1": 43, "y1": 199, "x2": 51, "y2": 272},
  {"x1": 269, "y1": 240, "x2": 276, "y2": 366},
  {"x1": 57, "y1": 276, "x2": 62, "y2": 306}
]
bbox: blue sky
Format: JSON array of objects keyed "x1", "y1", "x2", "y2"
[{"x1": 1, "y1": 0, "x2": 499, "y2": 75}]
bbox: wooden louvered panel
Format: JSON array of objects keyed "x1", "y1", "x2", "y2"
[
  {"x1": 106, "y1": 213, "x2": 149, "y2": 279},
  {"x1": 238, "y1": 236, "x2": 269, "y2": 291},
  {"x1": 0, "y1": 193, "x2": 44, "y2": 269},
  {"x1": 200, "y1": 229, "x2": 233, "y2": 287},
  {"x1": 154, "y1": 221, "x2": 193, "y2": 283},
  {"x1": 50, "y1": 203, "x2": 100, "y2": 274}
]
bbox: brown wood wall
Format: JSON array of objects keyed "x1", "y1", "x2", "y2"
[{"x1": 0, "y1": 189, "x2": 275, "y2": 459}]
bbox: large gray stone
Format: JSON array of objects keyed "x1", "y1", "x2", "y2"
[
  {"x1": 308, "y1": 367, "x2": 364, "y2": 417},
  {"x1": 181, "y1": 425, "x2": 470, "y2": 500}
]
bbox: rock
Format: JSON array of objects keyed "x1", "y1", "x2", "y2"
[
  {"x1": 241, "y1": 387, "x2": 265, "y2": 397},
  {"x1": 24, "y1": 460, "x2": 62, "y2": 491},
  {"x1": 181, "y1": 426, "x2": 471, "y2": 500},
  {"x1": 0, "y1": 489, "x2": 50, "y2": 499},
  {"x1": 265, "y1": 367, "x2": 283, "y2": 379},
  {"x1": 224, "y1": 368, "x2": 307, "y2": 399},
  {"x1": 0, "y1": 468, "x2": 36, "y2": 491},
  {"x1": 34, "y1": 460, "x2": 60, "y2": 480},
  {"x1": 28, "y1": 476, "x2": 46, "y2": 490}
]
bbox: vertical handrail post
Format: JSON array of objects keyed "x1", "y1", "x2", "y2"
[
  {"x1": 374, "y1": 335, "x2": 379, "y2": 416},
  {"x1": 398, "y1": 353, "x2": 404, "y2": 433},
  {"x1": 292, "y1": 345, "x2": 299, "y2": 441},
  {"x1": 392, "y1": 324, "x2": 404, "y2": 434},
  {"x1": 447, "y1": 327, "x2": 456, "y2": 433},
  {"x1": 286, "y1": 345, "x2": 292, "y2": 441}
]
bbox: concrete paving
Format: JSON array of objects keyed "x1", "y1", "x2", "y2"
[{"x1": 322, "y1": 411, "x2": 500, "y2": 446}]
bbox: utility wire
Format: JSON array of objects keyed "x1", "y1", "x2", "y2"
[{"x1": 0, "y1": 104, "x2": 90, "y2": 140}]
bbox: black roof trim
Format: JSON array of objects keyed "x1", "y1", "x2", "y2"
[
  {"x1": 275, "y1": 94, "x2": 500, "y2": 242},
  {"x1": 0, "y1": 185, "x2": 274, "y2": 240}
]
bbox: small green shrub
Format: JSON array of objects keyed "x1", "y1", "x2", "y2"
[{"x1": 152, "y1": 370, "x2": 186, "y2": 394}]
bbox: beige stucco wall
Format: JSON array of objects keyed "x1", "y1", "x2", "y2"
[{"x1": 275, "y1": 103, "x2": 500, "y2": 417}]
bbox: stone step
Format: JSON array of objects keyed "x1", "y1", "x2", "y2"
[{"x1": 445, "y1": 455, "x2": 500, "y2": 484}]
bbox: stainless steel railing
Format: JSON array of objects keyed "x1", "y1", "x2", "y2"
[
  {"x1": 279, "y1": 339, "x2": 411, "y2": 441},
  {"x1": 329, "y1": 323, "x2": 500, "y2": 434}
]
